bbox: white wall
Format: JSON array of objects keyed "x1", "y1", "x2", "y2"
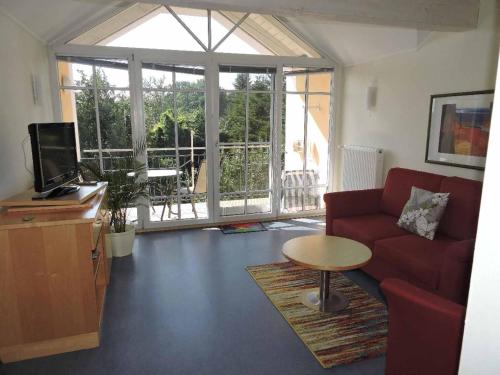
[
  {"x1": 459, "y1": 49, "x2": 500, "y2": 375},
  {"x1": 335, "y1": 0, "x2": 500, "y2": 190},
  {"x1": 0, "y1": 10, "x2": 53, "y2": 199}
]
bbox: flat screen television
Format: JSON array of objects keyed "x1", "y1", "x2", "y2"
[{"x1": 29, "y1": 122, "x2": 80, "y2": 198}]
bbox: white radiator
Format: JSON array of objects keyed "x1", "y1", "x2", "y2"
[{"x1": 341, "y1": 145, "x2": 384, "y2": 191}]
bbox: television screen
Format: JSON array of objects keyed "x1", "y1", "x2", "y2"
[{"x1": 29, "y1": 123, "x2": 79, "y2": 193}]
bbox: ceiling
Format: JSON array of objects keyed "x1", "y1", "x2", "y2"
[
  {"x1": 283, "y1": 17, "x2": 431, "y2": 66},
  {"x1": 0, "y1": 0, "x2": 130, "y2": 43},
  {"x1": 0, "y1": 0, "x2": 436, "y2": 66}
]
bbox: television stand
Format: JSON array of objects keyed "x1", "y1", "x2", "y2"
[
  {"x1": 0, "y1": 186, "x2": 111, "y2": 363},
  {"x1": 32, "y1": 184, "x2": 80, "y2": 200},
  {"x1": 0, "y1": 183, "x2": 106, "y2": 207}
]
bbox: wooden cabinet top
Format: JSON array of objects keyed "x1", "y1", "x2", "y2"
[{"x1": 0, "y1": 183, "x2": 107, "y2": 230}]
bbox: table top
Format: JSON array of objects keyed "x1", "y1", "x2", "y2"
[
  {"x1": 127, "y1": 169, "x2": 181, "y2": 178},
  {"x1": 282, "y1": 235, "x2": 372, "y2": 272}
]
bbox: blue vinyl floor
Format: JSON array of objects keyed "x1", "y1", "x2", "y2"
[{"x1": 0, "y1": 217, "x2": 385, "y2": 375}]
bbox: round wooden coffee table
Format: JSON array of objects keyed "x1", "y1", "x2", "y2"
[{"x1": 282, "y1": 235, "x2": 372, "y2": 313}]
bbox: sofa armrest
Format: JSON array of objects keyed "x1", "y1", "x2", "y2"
[
  {"x1": 324, "y1": 189, "x2": 383, "y2": 235},
  {"x1": 381, "y1": 278, "x2": 465, "y2": 375},
  {"x1": 438, "y1": 239, "x2": 475, "y2": 304}
]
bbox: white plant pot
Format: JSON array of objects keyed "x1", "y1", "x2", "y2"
[{"x1": 105, "y1": 224, "x2": 135, "y2": 257}]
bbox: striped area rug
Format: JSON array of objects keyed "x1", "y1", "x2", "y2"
[{"x1": 246, "y1": 262, "x2": 388, "y2": 368}]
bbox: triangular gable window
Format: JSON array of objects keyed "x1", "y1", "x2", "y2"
[
  {"x1": 69, "y1": 3, "x2": 320, "y2": 57},
  {"x1": 104, "y1": 8, "x2": 205, "y2": 51}
]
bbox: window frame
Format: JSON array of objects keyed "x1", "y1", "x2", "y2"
[{"x1": 49, "y1": 38, "x2": 338, "y2": 229}]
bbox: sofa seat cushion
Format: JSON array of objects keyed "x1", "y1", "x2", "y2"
[
  {"x1": 373, "y1": 234, "x2": 456, "y2": 290},
  {"x1": 332, "y1": 213, "x2": 408, "y2": 249}
]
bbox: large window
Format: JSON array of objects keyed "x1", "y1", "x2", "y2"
[
  {"x1": 55, "y1": 4, "x2": 334, "y2": 228},
  {"x1": 58, "y1": 57, "x2": 132, "y2": 172}
]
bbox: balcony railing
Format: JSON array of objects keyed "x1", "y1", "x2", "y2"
[
  {"x1": 80, "y1": 143, "x2": 272, "y2": 204},
  {"x1": 80, "y1": 142, "x2": 325, "y2": 215}
]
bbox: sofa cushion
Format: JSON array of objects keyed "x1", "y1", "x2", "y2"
[
  {"x1": 332, "y1": 213, "x2": 408, "y2": 249},
  {"x1": 438, "y1": 177, "x2": 482, "y2": 240},
  {"x1": 381, "y1": 168, "x2": 444, "y2": 217},
  {"x1": 397, "y1": 187, "x2": 450, "y2": 240},
  {"x1": 373, "y1": 234, "x2": 456, "y2": 290}
]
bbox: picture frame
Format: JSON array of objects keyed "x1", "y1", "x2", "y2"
[{"x1": 425, "y1": 90, "x2": 494, "y2": 170}]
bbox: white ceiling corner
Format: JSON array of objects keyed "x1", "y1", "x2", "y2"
[
  {"x1": 283, "y1": 17, "x2": 428, "y2": 67},
  {"x1": 0, "y1": 0, "x2": 131, "y2": 44}
]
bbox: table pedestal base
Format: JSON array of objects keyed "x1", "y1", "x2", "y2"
[
  {"x1": 299, "y1": 270, "x2": 349, "y2": 313},
  {"x1": 299, "y1": 289, "x2": 348, "y2": 313}
]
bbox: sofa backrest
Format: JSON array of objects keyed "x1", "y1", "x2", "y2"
[
  {"x1": 438, "y1": 177, "x2": 483, "y2": 240},
  {"x1": 381, "y1": 168, "x2": 445, "y2": 217}
]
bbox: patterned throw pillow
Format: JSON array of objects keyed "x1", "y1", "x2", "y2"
[{"x1": 397, "y1": 187, "x2": 450, "y2": 240}]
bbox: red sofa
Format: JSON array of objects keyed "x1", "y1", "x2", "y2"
[
  {"x1": 324, "y1": 167, "x2": 482, "y2": 304},
  {"x1": 381, "y1": 278, "x2": 465, "y2": 375}
]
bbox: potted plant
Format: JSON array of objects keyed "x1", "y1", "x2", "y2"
[{"x1": 80, "y1": 142, "x2": 152, "y2": 257}]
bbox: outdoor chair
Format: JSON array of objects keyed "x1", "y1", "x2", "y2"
[
  {"x1": 282, "y1": 169, "x2": 321, "y2": 211},
  {"x1": 180, "y1": 159, "x2": 207, "y2": 218},
  {"x1": 161, "y1": 160, "x2": 207, "y2": 220}
]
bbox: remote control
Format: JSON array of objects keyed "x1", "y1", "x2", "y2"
[{"x1": 77, "y1": 181, "x2": 98, "y2": 186}]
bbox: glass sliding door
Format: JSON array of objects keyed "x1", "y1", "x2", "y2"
[
  {"x1": 57, "y1": 56, "x2": 334, "y2": 227},
  {"x1": 281, "y1": 68, "x2": 333, "y2": 214},
  {"x1": 218, "y1": 66, "x2": 275, "y2": 217},
  {"x1": 141, "y1": 63, "x2": 208, "y2": 222}
]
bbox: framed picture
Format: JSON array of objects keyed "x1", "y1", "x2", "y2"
[{"x1": 426, "y1": 90, "x2": 494, "y2": 170}]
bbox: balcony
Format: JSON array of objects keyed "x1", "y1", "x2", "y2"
[{"x1": 81, "y1": 141, "x2": 324, "y2": 222}]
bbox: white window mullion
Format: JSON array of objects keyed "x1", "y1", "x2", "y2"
[
  {"x1": 207, "y1": 10, "x2": 212, "y2": 51},
  {"x1": 129, "y1": 54, "x2": 149, "y2": 229},
  {"x1": 302, "y1": 73, "x2": 310, "y2": 212},
  {"x1": 206, "y1": 57, "x2": 218, "y2": 222},
  {"x1": 244, "y1": 73, "x2": 250, "y2": 215},
  {"x1": 173, "y1": 71, "x2": 182, "y2": 219},
  {"x1": 211, "y1": 13, "x2": 250, "y2": 52},
  {"x1": 92, "y1": 65, "x2": 104, "y2": 173},
  {"x1": 166, "y1": 6, "x2": 208, "y2": 52},
  {"x1": 272, "y1": 65, "x2": 283, "y2": 217}
]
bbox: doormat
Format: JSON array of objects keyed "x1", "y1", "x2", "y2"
[{"x1": 220, "y1": 222, "x2": 268, "y2": 234}]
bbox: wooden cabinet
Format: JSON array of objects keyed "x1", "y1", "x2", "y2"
[{"x1": 0, "y1": 184, "x2": 110, "y2": 363}]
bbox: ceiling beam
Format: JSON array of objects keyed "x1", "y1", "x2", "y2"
[{"x1": 150, "y1": 0, "x2": 480, "y2": 31}]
